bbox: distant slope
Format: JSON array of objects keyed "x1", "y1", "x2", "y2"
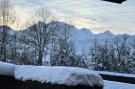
[{"x1": 1, "y1": 22, "x2": 135, "y2": 54}]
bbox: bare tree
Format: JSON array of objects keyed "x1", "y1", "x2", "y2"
[
  {"x1": 111, "y1": 35, "x2": 132, "y2": 73},
  {"x1": 0, "y1": 0, "x2": 16, "y2": 61},
  {"x1": 10, "y1": 14, "x2": 22, "y2": 63},
  {"x1": 90, "y1": 38, "x2": 98, "y2": 63},
  {"x1": 50, "y1": 21, "x2": 86, "y2": 67},
  {"x1": 89, "y1": 35, "x2": 132, "y2": 73},
  {"x1": 22, "y1": 7, "x2": 55, "y2": 65},
  {"x1": 50, "y1": 22, "x2": 74, "y2": 66},
  {"x1": 113, "y1": 37, "x2": 121, "y2": 64}
]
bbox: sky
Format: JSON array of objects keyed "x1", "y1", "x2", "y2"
[{"x1": 10, "y1": 0, "x2": 135, "y2": 34}]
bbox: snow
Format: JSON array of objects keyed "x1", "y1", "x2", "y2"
[
  {"x1": 1, "y1": 61, "x2": 135, "y2": 89},
  {"x1": 0, "y1": 61, "x2": 103, "y2": 87},
  {"x1": 96, "y1": 71, "x2": 135, "y2": 78},
  {"x1": 0, "y1": 61, "x2": 16, "y2": 76},
  {"x1": 15, "y1": 66, "x2": 104, "y2": 87},
  {"x1": 104, "y1": 80, "x2": 135, "y2": 89},
  {"x1": 96, "y1": 30, "x2": 115, "y2": 40}
]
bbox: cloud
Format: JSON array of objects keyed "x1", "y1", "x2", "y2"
[{"x1": 11, "y1": 0, "x2": 135, "y2": 34}]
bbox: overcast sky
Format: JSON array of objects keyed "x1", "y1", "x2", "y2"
[{"x1": 11, "y1": 0, "x2": 135, "y2": 34}]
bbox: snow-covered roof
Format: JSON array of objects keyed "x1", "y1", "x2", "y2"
[
  {"x1": 15, "y1": 66, "x2": 104, "y2": 87},
  {"x1": 0, "y1": 61, "x2": 16, "y2": 76}
]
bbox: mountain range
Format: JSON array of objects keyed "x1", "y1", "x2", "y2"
[{"x1": 0, "y1": 21, "x2": 135, "y2": 54}]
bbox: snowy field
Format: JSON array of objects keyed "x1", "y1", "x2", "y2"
[{"x1": 104, "y1": 80, "x2": 135, "y2": 89}]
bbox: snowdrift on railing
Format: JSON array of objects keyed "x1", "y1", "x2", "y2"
[
  {"x1": 0, "y1": 61, "x2": 16, "y2": 76},
  {"x1": 15, "y1": 66, "x2": 104, "y2": 87},
  {"x1": 0, "y1": 61, "x2": 103, "y2": 87}
]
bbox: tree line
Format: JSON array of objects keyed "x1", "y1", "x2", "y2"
[{"x1": 89, "y1": 35, "x2": 135, "y2": 73}]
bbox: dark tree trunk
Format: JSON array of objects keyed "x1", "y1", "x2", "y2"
[
  {"x1": 37, "y1": 50, "x2": 43, "y2": 65},
  {"x1": 1, "y1": 26, "x2": 7, "y2": 62}
]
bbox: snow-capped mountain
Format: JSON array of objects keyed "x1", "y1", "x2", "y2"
[
  {"x1": 50, "y1": 21, "x2": 115, "y2": 41},
  {"x1": 96, "y1": 30, "x2": 115, "y2": 40},
  {"x1": 1, "y1": 22, "x2": 135, "y2": 54},
  {"x1": 71, "y1": 28, "x2": 94, "y2": 41},
  {"x1": 48, "y1": 22, "x2": 135, "y2": 54}
]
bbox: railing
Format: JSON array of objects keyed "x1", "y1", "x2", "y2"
[
  {"x1": 0, "y1": 75, "x2": 103, "y2": 89},
  {"x1": 98, "y1": 72, "x2": 135, "y2": 84}
]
